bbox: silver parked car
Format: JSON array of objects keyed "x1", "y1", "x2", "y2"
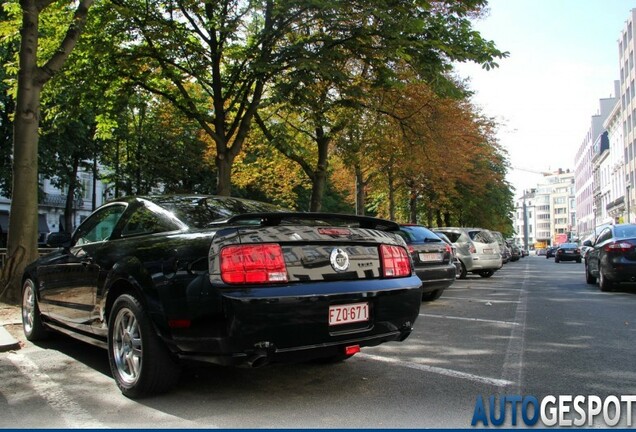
[{"x1": 432, "y1": 227, "x2": 503, "y2": 279}]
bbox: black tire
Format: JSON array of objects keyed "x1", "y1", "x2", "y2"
[
  {"x1": 458, "y1": 262, "x2": 468, "y2": 279},
  {"x1": 576, "y1": 258, "x2": 582, "y2": 264},
  {"x1": 585, "y1": 263, "x2": 596, "y2": 284},
  {"x1": 422, "y1": 289, "x2": 444, "y2": 302},
  {"x1": 555, "y1": 258, "x2": 560, "y2": 263},
  {"x1": 478, "y1": 270, "x2": 494, "y2": 278},
  {"x1": 599, "y1": 270, "x2": 613, "y2": 292},
  {"x1": 21, "y1": 278, "x2": 49, "y2": 341},
  {"x1": 108, "y1": 294, "x2": 181, "y2": 398}
]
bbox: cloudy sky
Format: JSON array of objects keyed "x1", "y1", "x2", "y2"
[{"x1": 454, "y1": 0, "x2": 634, "y2": 197}]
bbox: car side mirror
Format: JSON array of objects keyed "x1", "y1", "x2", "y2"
[
  {"x1": 583, "y1": 240, "x2": 592, "y2": 247},
  {"x1": 46, "y1": 232, "x2": 72, "y2": 248}
]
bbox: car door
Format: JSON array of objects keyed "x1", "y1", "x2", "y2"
[
  {"x1": 38, "y1": 203, "x2": 127, "y2": 333},
  {"x1": 587, "y1": 227, "x2": 612, "y2": 277}
]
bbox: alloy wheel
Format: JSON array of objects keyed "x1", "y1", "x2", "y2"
[{"x1": 112, "y1": 307, "x2": 143, "y2": 386}]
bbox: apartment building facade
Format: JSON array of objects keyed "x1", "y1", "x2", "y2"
[
  {"x1": 619, "y1": 9, "x2": 636, "y2": 224},
  {"x1": 574, "y1": 95, "x2": 617, "y2": 240},
  {"x1": 0, "y1": 172, "x2": 108, "y2": 246},
  {"x1": 513, "y1": 170, "x2": 576, "y2": 248}
]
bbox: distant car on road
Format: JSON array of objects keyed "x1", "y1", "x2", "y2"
[
  {"x1": 554, "y1": 242, "x2": 582, "y2": 263},
  {"x1": 546, "y1": 246, "x2": 557, "y2": 258},
  {"x1": 584, "y1": 223, "x2": 636, "y2": 291}
]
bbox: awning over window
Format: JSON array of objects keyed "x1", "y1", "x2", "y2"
[{"x1": 0, "y1": 212, "x2": 50, "y2": 234}]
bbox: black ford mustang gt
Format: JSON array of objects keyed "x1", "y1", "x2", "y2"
[{"x1": 21, "y1": 195, "x2": 423, "y2": 398}]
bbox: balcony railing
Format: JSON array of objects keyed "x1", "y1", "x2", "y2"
[{"x1": 41, "y1": 193, "x2": 84, "y2": 209}]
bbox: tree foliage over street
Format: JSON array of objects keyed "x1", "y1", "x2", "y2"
[{"x1": 0, "y1": 0, "x2": 515, "y2": 302}]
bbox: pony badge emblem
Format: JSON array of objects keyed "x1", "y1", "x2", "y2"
[{"x1": 330, "y1": 248, "x2": 350, "y2": 272}]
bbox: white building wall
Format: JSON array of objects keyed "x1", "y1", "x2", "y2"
[
  {"x1": 619, "y1": 10, "x2": 636, "y2": 223},
  {"x1": 574, "y1": 98, "x2": 616, "y2": 240}
]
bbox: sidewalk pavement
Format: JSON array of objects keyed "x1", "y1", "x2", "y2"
[{"x1": 0, "y1": 303, "x2": 21, "y2": 352}]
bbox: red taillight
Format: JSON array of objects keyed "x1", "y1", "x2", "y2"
[
  {"x1": 380, "y1": 244, "x2": 411, "y2": 277},
  {"x1": 468, "y1": 243, "x2": 477, "y2": 254},
  {"x1": 604, "y1": 242, "x2": 635, "y2": 253},
  {"x1": 444, "y1": 243, "x2": 452, "y2": 254},
  {"x1": 168, "y1": 319, "x2": 191, "y2": 329},
  {"x1": 407, "y1": 245, "x2": 415, "y2": 254},
  {"x1": 345, "y1": 345, "x2": 360, "y2": 356},
  {"x1": 220, "y1": 244, "x2": 288, "y2": 284}
]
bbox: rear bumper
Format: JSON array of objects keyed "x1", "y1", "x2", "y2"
[
  {"x1": 603, "y1": 259, "x2": 636, "y2": 282},
  {"x1": 413, "y1": 263, "x2": 456, "y2": 292},
  {"x1": 462, "y1": 255, "x2": 503, "y2": 272},
  {"x1": 165, "y1": 276, "x2": 423, "y2": 365},
  {"x1": 556, "y1": 253, "x2": 581, "y2": 261}
]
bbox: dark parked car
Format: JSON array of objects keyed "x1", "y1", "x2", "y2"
[
  {"x1": 507, "y1": 241, "x2": 521, "y2": 261},
  {"x1": 584, "y1": 224, "x2": 636, "y2": 291},
  {"x1": 21, "y1": 195, "x2": 423, "y2": 397},
  {"x1": 554, "y1": 242, "x2": 582, "y2": 263},
  {"x1": 546, "y1": 246, "x2": 557, "y2": 258},
  {"x1": 396, "y1": 225, "x2": 456, "y2": 301},
  {"x1": 491, "y1": 231, "x2": 511, "y2": 264}
]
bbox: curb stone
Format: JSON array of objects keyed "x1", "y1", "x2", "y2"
[{"x1": 0, "y1": 325, "x2": 20, "y2": 352}]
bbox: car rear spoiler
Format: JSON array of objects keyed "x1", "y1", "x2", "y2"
[{"x1": 222, "y1": 212, "x2": 400, "y2": 232}]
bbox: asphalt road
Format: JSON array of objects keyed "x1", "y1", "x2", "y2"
[{"x1": 1, "y1": 255, "x2": 636, "y2": 428}]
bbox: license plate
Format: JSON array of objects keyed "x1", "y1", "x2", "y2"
[
  {"x1": 419, "y1": 252, "x2": 442, "y2": 262},
  {"x1": 329, "y1": 302, "x2": 369, "y2": 326},
  {"x1": 565, "y1": 251, "x2": 573, "y2": 254},
  {"x1": 483, "y1": 248, "x2": 494, "y2": 254}
]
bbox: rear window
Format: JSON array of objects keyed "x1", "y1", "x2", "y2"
[
  {"x1": 613, "y1": 226, "x2": 636, "y2": 239},
  {"x1": 398, "y1": 226, "x2": 443, "y2": 244},
  {"x1": 468, "y1": 230, "x2": 495, "y2": 244},
  {"x1": 435, "y1": 230, "x2": 461, "y2": 242},
  {"x1": 559, "y1": 243, "x2": 578, "y2": 248}
]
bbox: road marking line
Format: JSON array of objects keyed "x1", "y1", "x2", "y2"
[
  {"x1": 419, "y1": 313, "x2": 520, "y2": 326},
  {"x1": 500, "y1": 261, "x2": 530, "y2": 392},
  {"x1": 451, "y1": 286, "x2": 522, "y2": 292},
  {"x1": 442, "y1": 297, "x2": 521, "y2": 304},
  {"x1": 358, "y1": 353, "x2": 513, "y2": 388},
  {"x1": 7, "y1": 352, "x2": 106, "y2": 428}
]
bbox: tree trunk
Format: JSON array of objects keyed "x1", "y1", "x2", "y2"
[
  {"x1": 388, "y1": 165, "x2": 395, "y2": 221},
  {"x1": 216, "y1": 152, "x2": 233, "y2": 196},
  {"x1": 409, "y1": 188, "x2": 417, "y2": 224},
  {"x1": 308, "y1": 134, "x2": 330, "y2": 212},
  {"x1": 355, "y1": 164, "x2": 365, "y2": 216},
  {"x1": 1, "y1": 0, "x2": 41, "y2": 303},
  {"x1": 436, "y1": 210, "x2": 443, "y2": 227},
  {"x1": 444, "y1": 211, "x2": 451, "y2": 227},
  {"x1": 0, "y1": 0, "x2": 93, "y2": 303}
]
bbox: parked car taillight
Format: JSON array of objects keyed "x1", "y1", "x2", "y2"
[
  {"x1": 468, "y1": 243, "x2": 477, "y2": 254},
  {"x1": 220, "y1": 244, "x2": 288, "y2": 284},
  {"x1": 380, "y1": 244, "x2": 411, "y2": 277},
  {"x1": 604, "y1": 242, "x2": 635, "y2": 253}
]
